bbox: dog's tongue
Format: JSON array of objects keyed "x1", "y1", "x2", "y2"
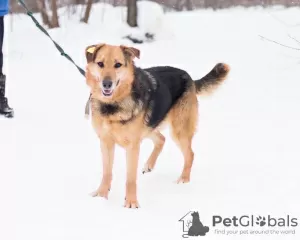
[{"x1": 104, "y1": 89, "x2": 112, "y2": 94}]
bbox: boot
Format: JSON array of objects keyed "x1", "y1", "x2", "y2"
[{"x1": 0, "y1": 74, "x2": 14, "y2": 118}]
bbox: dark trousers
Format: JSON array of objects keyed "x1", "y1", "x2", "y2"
[{"x1": 0, "y1": 16, "x2": 3, "y2": 75}]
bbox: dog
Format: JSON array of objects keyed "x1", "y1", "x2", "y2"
[
  {"x1": 84, "y1": 43, "x2": 230, "y2": 208},
  {"x1": 188, "y1": 212, "x2": 209, "y2": 236}
]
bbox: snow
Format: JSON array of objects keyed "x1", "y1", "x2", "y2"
[{"x1": 1, "y1": 2, "x2": 300, "y2": 240}]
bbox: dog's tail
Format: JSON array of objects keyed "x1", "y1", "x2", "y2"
[{"x1": 194, "y1": 63, "x2": 230, "y2": 96}]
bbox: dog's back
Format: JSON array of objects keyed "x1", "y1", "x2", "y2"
[
  {"x1": 141, "y1": 66, "x2": 194, "y2": 128},
  {"x1": 141, "y1": 63, "x2": 229, "y2": 129}
]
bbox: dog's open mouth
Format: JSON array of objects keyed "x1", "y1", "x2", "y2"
[{"x1": 102, "y1": 89, "x2": 113, "y2": 97}]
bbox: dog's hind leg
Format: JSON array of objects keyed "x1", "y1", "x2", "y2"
[
  {"x1": 169, "y1": 90, "x2": 198, "y2": 183},
  {"x1": 175, "y1": 137, "x2": 194, "y2": 183},
  {"x1": 142, "y1": 131, "x2": 165, "y2": 174}
]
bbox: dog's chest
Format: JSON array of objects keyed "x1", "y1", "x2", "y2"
[
  {"x1": 99, "y1": 101, "x2": 142, "y2": 126},
  {"x1": 95, "y1": 98, "x2": 143, "y2": 123},
  {"x1": 102, "y1": 122, "x2": 131, "y2": 147},
  {"x1": 98, "y1": 115, "x2": 149, "y2": 147},
  {"x1": 92, "y1": 99, "x2": 147, "y2": 147},
  {"x1": 99, "y1": 103, "x2": 120, "y2": 116}
]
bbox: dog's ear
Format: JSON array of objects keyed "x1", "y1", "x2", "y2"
[
  {"x1": 85, "y1": 44, "x2": 105, "y2": 63},
  {"x1": 120, "y1": 45, "x2": 140, "y2": 60}
]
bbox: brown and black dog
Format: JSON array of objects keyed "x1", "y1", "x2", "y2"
[{"x1": 84, "y1": 43, "x2": 230, "y2": 208}]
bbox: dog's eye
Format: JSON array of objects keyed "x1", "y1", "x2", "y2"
[
  {"x1": 97, "y1": 62, "x2": 104, "y2": 68},
  {"x1": 114, "y1": 63, "x2": 122, "y2": 68}
]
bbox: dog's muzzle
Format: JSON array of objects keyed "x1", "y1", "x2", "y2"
[{"x1": 102, "y1": 78, "x2": 113, "y2": 96}]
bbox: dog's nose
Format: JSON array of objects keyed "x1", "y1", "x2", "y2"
[{"x1": 102, "y1": 78, "x2": 113, "y2": 89}]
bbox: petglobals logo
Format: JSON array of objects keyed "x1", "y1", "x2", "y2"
[
  {"x1": 212, "y1": 215, "x2": 298, "y2": 228},
  {"x1": 212, "y1": 215, "x2": 298, "y2": 237}
]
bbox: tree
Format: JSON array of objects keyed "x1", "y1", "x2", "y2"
[
  {"x1": 36, "y1": 0, "x2": 59, "y2": 28},
  {"x1": 186, "y1": 0, "x2": 193, "y2": 11},
  {"x1": 186, "y1": 220, "x2": 192, "y2": 228},
  {"x1": 204, "y1": 0, "x2": 218, "y2": 10},
  {"x1": 50, "y1": 0, "x2": 60, "y2": 28},
  {"x1": 112, "y1": 0, "x2": 119, "y2": 7},
  {"x1": 81, "y1": 0, "x2": 93, "y2": 23},
  {"x1": 175, "y1": 0, "x2": 184, "y2": 11},
  {"x1": 36, "y1": 0, "x2": 51, "y2": 26},
  {"x1": 127, "y1": 0, "x2": 138, "y2": 27},
  {"x1": 74, "y1": 0, "x2": 86, "y2": 4}
]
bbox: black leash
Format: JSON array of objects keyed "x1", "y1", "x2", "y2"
[{"x1": 16, "y1": 0, "x2": 91, "y2": 117}]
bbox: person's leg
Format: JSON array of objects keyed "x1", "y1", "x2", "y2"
[
  {"x1": 0, "y1": 15, "x2": 14, "y2": 118},
  {"x1": 0, "y1": 16, "x2": 3, "y2": 75}
]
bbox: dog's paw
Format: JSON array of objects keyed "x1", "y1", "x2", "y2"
[
  {"x1": 124, "y1": 197, "x2": 140, "y2": 209},
  {"x1": 176, "y1": 175, "x2": 190, "y2": 184},
  {"x1": 142, "y1": 164, "x2": 153, "y2": 174},
  {"x1": 90, "y1": 186, "x2": 110, "y2": 199}
]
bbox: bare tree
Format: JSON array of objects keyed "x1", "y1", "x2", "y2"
[
  {"x1": 127, "y1": 0, "x2": 138, "y2": 27},
  {"x1": 36, "y1": 0, "x2": 51, "y2": 26},
  {"x1": 112, "y1": 0, "x2": 119, "y2": 7},
  {"x1": 9, "y1": 0, "x2": 300, "y2": 15},
  {"x1": 259, "y1": 35, "x2": 300, "y2": 51},
  {"x1": 204, "y1": 0, "x2": 218, "y2": 10},
  {"x1": 81, "y1": 0, "x2": 93, "y2": 23},
  {"x1": 186, "y1": 0, "x2": 193, "y2": 11},
  {"x1": 50, "y1": 0, "x2": 60, "y2": 28},
  {"x1": 175, "y1": 0, "x2": 184, "y2": 11},
  {"x1": 74, "y1": 0, "x2": 86, "y2": 4},
  {"x1": 186, "y1": 220, "x2": 192, "y2": 228}
]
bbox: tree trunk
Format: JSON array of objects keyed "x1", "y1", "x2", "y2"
[
  {"x1": 81, "y1": 0, "x2": 93, "y2": 23},
  {"x1": 26, "y1": 0, "x2": 40, "y2": 13},
  {"x1": 204, "y1": 0, "x2": 218, "y2": 10},
  {"x1": 50, "y1": 0, "x2": 60, "y2": 28},
  {"x1": 36, "y1": 0, "x2": 51, "y2": 27},
  {"x1": 127, "y1": 0, "x2": 138, "y2": 27},
  {"x1": 175, "y1": 0, "x2": 184, "y2": 11},
  {"x1": 74, "y1": 0, "x2": 86, "y2": 4},
  {"x1": 186, "y1": 0, "x2": 193, "y2": 10}
]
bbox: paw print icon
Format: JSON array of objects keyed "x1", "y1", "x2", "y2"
[{"x1": 256, "y1": 216, "x2": 266, "y2": 226}]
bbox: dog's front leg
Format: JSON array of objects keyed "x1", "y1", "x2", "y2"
[
  {"x1": 124, "y1": 143, "x2": 140, "y2": 208},
  {"x1": 91, "y1": 138, "x2": 115, "y2": 199}
]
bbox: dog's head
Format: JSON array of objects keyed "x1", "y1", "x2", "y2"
[{"x1": 85, "y1": 43, "x2": 140, "y2": 102}]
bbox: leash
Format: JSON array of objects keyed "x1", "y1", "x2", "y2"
[{"x1": 16, "y1": 0, "x2": 91, "y2": 118}]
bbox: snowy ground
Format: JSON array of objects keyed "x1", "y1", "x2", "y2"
[{"x1": 1, "y1": 2, "x2": 300, "y2": 240}]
